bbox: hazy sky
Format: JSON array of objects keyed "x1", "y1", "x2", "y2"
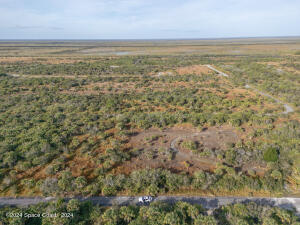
[{"x1": 0, "y1": 0, "x2": 299, "y2": 39}]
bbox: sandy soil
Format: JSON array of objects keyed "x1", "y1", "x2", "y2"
[{"x1": 115, "y1": 126, "x2": 239, "y2": 174}]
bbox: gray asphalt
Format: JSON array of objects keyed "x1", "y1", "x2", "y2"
[{"x1": 0, "y1": 197, "x2": 299, "y2": 215}]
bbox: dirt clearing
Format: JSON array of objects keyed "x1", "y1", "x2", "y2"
[
  {"x1": 115, "y1": 126, "x2": 239, "y2": 175},
  {"x1": 176, "y1": 65, "x2": 213, "y2": 75}
]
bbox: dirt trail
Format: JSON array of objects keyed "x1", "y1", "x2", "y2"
[
  {"x1": 168, "y1": 130, "x2": 229, "y2": 170},
  {"x1": 8, "y1": 73, "x2": 88, "y2": 78},
  {"x1": 206, "y1": 65, "x2": 294, "y2": 114},
  {"x1": 205, "y1": 65, "x2": 229, "y2": 77},
  {"x1": 245, "y1": 84, "x2": 294, "y2": 114},
  {"x1": 170, "y1": 132, "x2": 208, "y2": 152}
]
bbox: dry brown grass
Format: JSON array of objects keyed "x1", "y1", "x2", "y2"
[{"x1": 176, "y1": 65, "x2": 212, "y2": 75}]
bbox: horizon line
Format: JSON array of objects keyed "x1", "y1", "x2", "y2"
[{"x1": 1, "y1": 35, "x2": 300, "y2": 42}]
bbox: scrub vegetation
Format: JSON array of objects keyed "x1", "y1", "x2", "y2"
[
  {"x1": 0, "y1": 38, "x2": 299, "y2": 198},
  {"x1": 0, "y1": 200, "x2": 299, "y2": 225}
]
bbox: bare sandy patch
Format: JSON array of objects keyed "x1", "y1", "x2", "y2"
[
  {"x1": 115, "y1": 126, "x2": 239, "y2": 175},
  {"x1": 176, "y1": 65, "x2": 213, "y2": 75}
]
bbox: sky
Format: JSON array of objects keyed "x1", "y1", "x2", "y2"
[{"x1": 0, "y1": 0, "x2": 299, "y2": 39}]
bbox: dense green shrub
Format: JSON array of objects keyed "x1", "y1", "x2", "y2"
[
  {"x1": 0, "y1": 53, "x2": 299, "y2": 197},
  {"x1": 0, "y1": 200, "x2": 298, "y2": 225},
  {"x1": 263, "y1": 147, "x2": 279, "y2": 162}
]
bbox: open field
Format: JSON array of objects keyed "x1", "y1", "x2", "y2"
[
  {"x1": 0, "y1": 38, "x2": 299, "y2": 201},
  {"x1": 1, "y1": 37, "x2": 300, "y2": 56}
]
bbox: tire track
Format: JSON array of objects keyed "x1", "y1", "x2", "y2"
[{"x1": 205, "y1": 64, "x2": 294, "y2": 114}]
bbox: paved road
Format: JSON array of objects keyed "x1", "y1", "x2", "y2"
[
  {"x1": 206, "y1": 65, "x2": 294, "y2": 114},
  {"x1": 0, "y1": 196, "x2": 299, "y2": 214}
]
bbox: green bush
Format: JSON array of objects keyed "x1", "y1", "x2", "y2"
[
  {"x1": 263, "y1": 147, "x2": 279, "y2": 162},
  {"x1": 182, "y1": 140, "x2": 197, "y2": 151},
  {"x1": 0, "y1": 200, "x2": 298, "y2": 225}
]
